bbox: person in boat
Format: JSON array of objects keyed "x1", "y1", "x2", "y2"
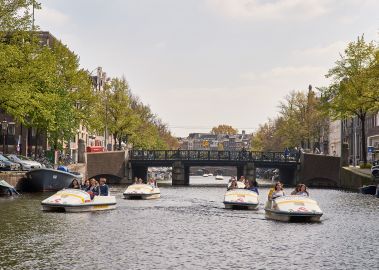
[
  {"x1": 228, "y1": 179, "x2": 238, "y2": 190},
  {"x1": 268, "y1": 181, "x2": 285, "y2": 200},
  {"x1": 239, "y1": 176, "x2": 245, "y2": 182},
  {"x1": 88, "y1": 178, "x2": 99, "y2": 199},
  {"x1": 138, "y1": 178, "x2": 143, "y2": 184},
  {"x1": 291, "y1": 184, "x2": 301, "y2": 195},
  {"x1": 134, "y1": 177, "x2": 139, "y2": 184},
  {"x1": 296, "y1": 184, "x2": 309, "y2": 196},
  {"x1": 148, "y1": 178, "x2": 156, "y2": 188},
  {"x1": 81, "y1": 179, "x2": 91, "y2": 192},
  {"x1": 99, "y1": 177, "x2": 109, "y2": 196},
  {"x1": 68, "y1": 179, "x2": 80, "y2": 189},
  {"x1": 248, "y1": 180, "x2": 259, "y2": 194}
]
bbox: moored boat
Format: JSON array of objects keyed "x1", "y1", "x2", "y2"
[
  {"x1": 25, "y1": 168, "x2": 83, "y2": 192},
  {"x1": 359, "y1": 185, "x2": 378, "y2": 195},
  {"x1": 41, "y1": 189, "x2": 116, "y2": 212},
  {"x1": 123, "y1": 184, "x2": 160, "y2": 199},
  {"x1": 215, "y1": 175, "x2": 224, "y2": 180},
  {"x1": 0, "y1": 180, "x2": 19, "y2": 196},
  {"x1": 223, "y1": 188, "x2": 259, "y2": 210},
  {"x1": 202, "y1": 174, "x2": 208, "y2": 177},
  {"x1": 265, "y1": 195, "x2": 323, "y2": 222}
]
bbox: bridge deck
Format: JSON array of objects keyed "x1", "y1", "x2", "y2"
[{"x1": 129, "y1": 150, "x2": 299, "y2": 167}]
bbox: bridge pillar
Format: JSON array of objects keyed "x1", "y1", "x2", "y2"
[
  {"x1": 132, "y1": 165, "x2": 148, "y2": 182},
  {"x1": 237, "y1": 166, "x2": 244, "y2": 180},
  {"x1": 172, "y1": 161, "x2": 189, "y2": 186},
  {"x1": 279, "y1": 167, "x2": 296, "y2": 186},
  {"x1": 243, "y1": 162, "x2": 256, "y2": 181}
]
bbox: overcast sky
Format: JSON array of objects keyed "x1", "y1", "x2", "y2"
[{"x1": 36, "y1": 0, "x2": 378, "y2": 137}]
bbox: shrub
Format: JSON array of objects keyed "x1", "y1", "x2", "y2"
[{"x1": 359, "y1": 163, "x2": 372, "y2": 169}]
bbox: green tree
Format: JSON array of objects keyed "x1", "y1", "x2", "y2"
[
  {"x1": 0, "y1": 0, "x2": 39, "y2": 32},
  {"x1": 320, "y1": 35, "x2": 377, "y2": 164}
]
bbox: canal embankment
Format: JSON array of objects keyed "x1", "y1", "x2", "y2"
[{"x1": 340, "y1": 166, "x2": 373, "y2": 190}]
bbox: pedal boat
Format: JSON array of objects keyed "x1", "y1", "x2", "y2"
[
  {"x1": 123, "y1": 184, "x2": 160, "y2": 200},
  {"x1": 223, "y1": 186, "x2": 259, "y2": 210},
  {"x1": 215, "y1": 175, "x2": 224, "y2": 180},
  {"x1": 265, "y1": 195, "x2": 323, "y2": 222},
  {"x1": 41, "y1": 189, "x2": 116, "y2": 212}
]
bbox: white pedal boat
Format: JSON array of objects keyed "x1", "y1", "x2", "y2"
[
  {"x1": 41, "y1": 189, "x2": 117, "y2": 212},
  {"x1": 123, "y1": 184, "x2": 160, "y2": 199},
  {"x1": 265, "y1": 195, "x2": 323, "y2": 222},
  {"x1": 215, "y1": 175, "x2": 224, "y2": 180},
  {"x1": 223, "y1": 188, "x2": 259, "y2": 210}
]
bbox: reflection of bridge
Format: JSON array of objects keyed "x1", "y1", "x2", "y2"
[
  {"x1": 86, "y1": 150, "x2": 341, "y2": 187},
  {"x1": 129, "y1": 150, "x2": 300, "y2": 185}
]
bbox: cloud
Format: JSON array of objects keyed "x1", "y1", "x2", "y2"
[
  {"x1": 292, "y1": 41, "x2": 348, "y2": 57},
  {"x1": 36, "y1": 6, "x2": 70, "y2": 27},
  {"x1": 154, "y1": 41, "x2": 167, "y2": 49},
  {"x1": 241, "y1": 65, "x2": 327, "y2": 81},
  {"x1": 205, "y1": 0, "x2": 331, "y2": 21}
]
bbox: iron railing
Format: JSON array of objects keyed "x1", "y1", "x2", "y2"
[{"x1": 129, "y1": 150, "x2": 300, "y2": 163}]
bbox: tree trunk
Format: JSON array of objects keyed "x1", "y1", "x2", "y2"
[
  {"x1": 118, "y1": 136, "x2": 122, "y2": 150},
  {"x1": 113, "y1": 133, "x2": 118, "y2": 150},
  {"x1": 34, "y1": 129, "x2": 39, "y2": 157},
  {"x1": 360, "y1": 114, "x2": 367, "y2": 164}
]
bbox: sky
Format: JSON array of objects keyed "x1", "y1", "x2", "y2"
[{"x1": 35, "y1": 0, "x2": 378, "y2": 137}]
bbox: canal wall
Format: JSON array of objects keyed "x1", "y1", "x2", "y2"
[
  {"x1": 0, "y1": 172, "x2": 27, "y2": 190},
  {"x1": 340, "y1": 167, "x2": 372, "y2": 190}
]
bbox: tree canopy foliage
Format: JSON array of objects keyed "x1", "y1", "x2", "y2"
[
  {"x1": 211, "y1": 124, "x2": 238, "y2": 135},
  {"x1": 252, "y1": 88, "x2": 328, "y2": 152},
  {"x1": 0, "y1": 1, "x2": 178, "y2": 151},
  {"x1": 319, "y1": 35, "x2": 378, "y2": 164}
]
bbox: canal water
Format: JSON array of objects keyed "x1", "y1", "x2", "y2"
[{"x1": 0, "y1": 176, "x2": 378, "y2": 270}]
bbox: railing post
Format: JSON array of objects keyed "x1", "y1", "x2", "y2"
[
  {"x1": 228, "y1": 151, "x2": 231, "y2": 160},
  {"x1": 208, "y1": 151, "x2": 210, "y2": 160}
]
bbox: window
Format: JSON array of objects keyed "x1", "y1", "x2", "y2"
[{"x1": 8, "y1": 123, "x2": 15, "y2": 135}]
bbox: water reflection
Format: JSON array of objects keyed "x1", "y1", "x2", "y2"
[{"x1": 0, "y1": 176, "x2": 378, "y2": 269}]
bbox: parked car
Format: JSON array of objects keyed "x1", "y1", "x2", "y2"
[
  {"x1": 5, "y1": 154, "x2": 43, "y2": 171},
  {"x1": 0, "y1": 154, "x2": 21, "y2": 171}
]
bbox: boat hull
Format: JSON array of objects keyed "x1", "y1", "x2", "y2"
[
  {"x1": 42, "y1": 202, "x2": 117, "y2": 212},
  {"x1": 41, "y1": 189, "x2": 116, "y2": 212},
  {"x1": 359, "y1": 185, "x2": 378, "y2": 195},
  {"x1": 265, "y1": 209, "x2": 322, "y2": 222},
  {"x1": 264, "y1": 196, "x2": 323, "y2": 222},
  {"x1": 123, "y1": 193, "x2": 160, "y2": 200},
  {"x1": 25, "y1": 168, "x2": 82, "y2": 192},
  {"x1": 223, "y1": 201, "x2": 258, "y2": 210},
  {"x1": 123, "y1": 184, "x2": 160, "y2": 200},
  {"x1": 223, "y1": 189, "x2": 259, "y2": 210}
]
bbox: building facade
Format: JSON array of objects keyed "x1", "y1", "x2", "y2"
[{"x1": 179, "y1": 131, "x2": 252, "y2": 151}]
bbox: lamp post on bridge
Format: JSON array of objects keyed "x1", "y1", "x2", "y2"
[{"x1": 1, "y1": 120, "x2": 8, "y2": 154}]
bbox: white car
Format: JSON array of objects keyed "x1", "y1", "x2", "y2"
[{"x1": 6, "y1": 154, "x2": 42, "y2": 171}]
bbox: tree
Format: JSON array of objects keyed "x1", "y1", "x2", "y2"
[
  {"x1": 276, "y1": 88, "x2": 328, "y2": 150},
  {"x1": 251, "y1": 118, "x2": 284, "y2": 151},
  {"x1": 211, "y1": 125, "x2": 238, "y2": 135},
  {"x1": 320, "y1": 35, "x2": 377, "y2": 164},
  {"x1": 0, "y1": 0, "x2": 39, "y2": 32}
]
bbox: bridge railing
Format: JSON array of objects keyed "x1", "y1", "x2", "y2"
[{"x1": 129, "y1": 150, "x2": 299, "y2": 162}]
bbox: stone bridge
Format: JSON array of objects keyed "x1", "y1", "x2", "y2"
[{"x1": 84, "y1": 150, "x2": 341, "y2": 187}]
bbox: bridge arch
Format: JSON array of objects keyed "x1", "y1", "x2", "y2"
[
  {"x1": 303, "y1": 177, "x2": 338, "y2": 188},
  {"x1": 88, "y1": 174, "x2": 122, "y2": 184},
  {"x1": 86, "y1": 151, "x2": 128, "y2": 184}
]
